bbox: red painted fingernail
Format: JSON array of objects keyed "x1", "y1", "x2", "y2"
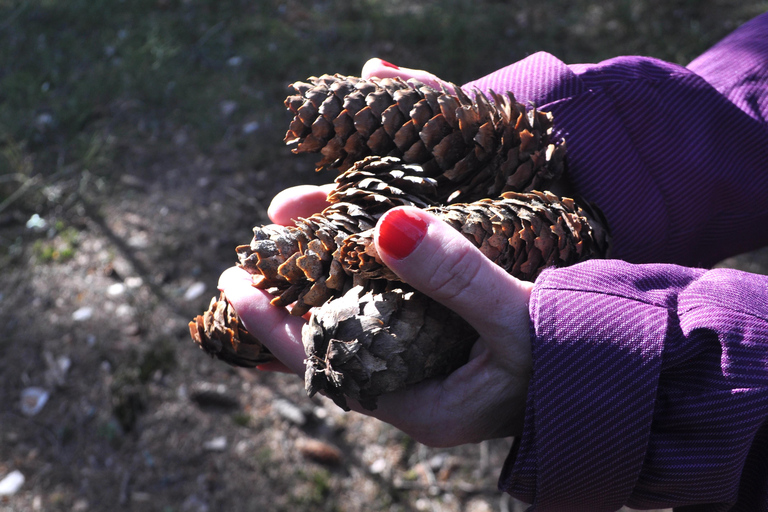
[
  {"x1": 380, "y1": 59, "x2": 399, "y2": 70},
  {"x1": 377, "y1": 209, "x2": 427, "y2": 260}
]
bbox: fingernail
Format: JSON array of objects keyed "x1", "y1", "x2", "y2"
[
  {"x1": 377, "y1": 208, "x2": 427, "y2": 260},
  {"x1": 380, "y1": 59, "x2": 399, "y2": 70}
]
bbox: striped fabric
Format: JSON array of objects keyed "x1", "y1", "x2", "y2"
[
  {"x1": 461, "y1": 12, "x2": 768, "y2": 512},
  {"x1": 462, "y1": 13, "x2": 768, "y2": 268}
]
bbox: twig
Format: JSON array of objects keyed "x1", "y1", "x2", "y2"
[
  {"x1": 0, "y1": 173, "x2": 29, "y2": 183},
  {"x1": 0, "y1": 174, "x2": 41, "y2": 215}
]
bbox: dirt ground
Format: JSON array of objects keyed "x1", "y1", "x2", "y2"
[
  {"x1": 0, "y1": 133, "x2": 527, "y2": 512},
  {"x1": 2, "y1": 2, "x2": 767, "y2": 511}
]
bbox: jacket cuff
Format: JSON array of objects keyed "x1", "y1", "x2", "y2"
[{"x1": 499, "y1": 260, "x2": 686, "y2": 511}]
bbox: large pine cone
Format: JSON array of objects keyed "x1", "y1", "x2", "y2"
[
  {"x1": 340, "y1": 190, "x2": 609, "y2": 283},
  {"x1": 285, "y1": 74, "x2": 567, "y2": 203},
  {"x1": 303, "y1": 286, "x2": 477, "y2": 411},
  {"x1": 237, "y1": 156, "x2": 440, "y2": 316}
]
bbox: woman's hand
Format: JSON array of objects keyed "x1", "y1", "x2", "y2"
[{"x1": 218, "y1": 182, "x2": 534, "y2": 447}]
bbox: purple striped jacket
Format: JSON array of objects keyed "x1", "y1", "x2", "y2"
[{"x1": 462, "y1": 13, "x2": 768, "y2": 512}]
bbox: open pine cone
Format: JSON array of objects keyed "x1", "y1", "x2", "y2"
[
  {"x1": 284, "y1": 74, "x2": 567, "y2": 203},
  {"x1": 190, "y1": 75, "x2": 611, "y2": 410}
]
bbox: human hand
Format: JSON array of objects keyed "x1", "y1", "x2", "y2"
[{"x1": 218, "y1": 183, "x2": 534, "y2": 447}]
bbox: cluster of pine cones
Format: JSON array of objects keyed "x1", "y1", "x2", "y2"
[{"x1": 189, "y1": 74, "x2": 610, "y2": 410}]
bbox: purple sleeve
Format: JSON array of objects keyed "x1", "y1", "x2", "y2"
[
  {"x1": 459, "y1": 14, "x2": 768, "y2": 511},
  {"x1": 503, "y1": 260, "x2": 768, "y2": 511},
  {"x1": 461, "y1": 12, "x2": 768, "y2": 268}
]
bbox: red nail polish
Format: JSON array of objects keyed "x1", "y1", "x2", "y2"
[
  {"x1": 380, "y1": 59, "x2": 399, "y2": 70},
  {"x1": 378, "y1": 209, "x2": 427, "y2": 259}
]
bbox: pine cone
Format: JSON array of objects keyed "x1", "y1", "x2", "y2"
[
  {"x1": 234, "y1": 156, "x2": 441, "y2": 316},
  {"x1": 285, "y1": 74, "x2": 567, "y2": 203},
  {"x1": 189, "y1": 293, "x2": 274, "y2": 367},
  {"x1": 339, "y1": 190, "x2": 610, "y2": 283},
  {"x1": 304, "y1": 286, "x2": 476, "y2": 411},
  {"x1": 235, "y1": 203, "x2": 374, "y2": 317}
]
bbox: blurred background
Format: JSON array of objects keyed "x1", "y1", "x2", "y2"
[{"x1": 1, "y1": 1, "x2": 767, "y2": 511}]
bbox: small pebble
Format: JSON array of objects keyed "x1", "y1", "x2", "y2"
[
  {"x1": 369, "y1": 458, "x2": 387, "y2": 474},
  {"x1": 20, "y1": 387, "x2": 49, "y2": 416},
  {"x1": 125, "y1": 277, "x2": 143, "y2": 289},
  {"x1": 127, "y1": 233, "x2": 149, "y2": 248},
  {"x1": 429, "y1": 453, "x2": 448, "y2": 470},
  {"x1": 35, "y1": 113, "x2": 54, "y2": 130},
  {"x1": 203, "y1": 436, "x2": 227, "y2": 452},
  {"x1": 235, "y1": 439, "x2": 253, "y2": 455},
  {"x1": 184, "y1": 282, "x2": 206, "y2": 301},
  {"x1": 116, "y1": 304, "x2": 134, "y2": 317},
  {"x1": 272, "y1": 398, "x2": 306, "y2": 425},
  {"x1": 219, "y1": 100, "x2": 237, "y2": 117},
  {"x1": 72, "y1": 306, "x2": 93, "y2": 322},
  {"x1": 242, "y1": 121, "x2": 260, "y2": 134},
  {"x1": 107, "y1": 283, "x2": 126, "y2": 296},
  {"x1": 72, "y1": 498, "x2": 89, "y2": 512},
  {"x1": 57, "y1": 355, "x2": 72, "y2": 374},
  {"x1": 0, "y1": 470, "x2": 25, "y2": 496}
]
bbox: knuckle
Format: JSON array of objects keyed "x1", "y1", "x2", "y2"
[{"x1": 425, "y1": 247, "x2": 482, "y2": 303}]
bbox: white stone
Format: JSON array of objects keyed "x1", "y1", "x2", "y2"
[
  {"x1": 184, "y1": 282, "x2": 206, "y2": 301},
  {"x1": 125, "y1": 277, "x2": 143, "y2": 289},
  {"x1": 72, "y1": 306, "x2": 93, "y2": 322},
  {"x1": 107, "y1": 283, "x2": 126, "y2": 296},
  {"x1": 203, "y1": 436, "x2": 227, "y2": 452},
  {"x1": 369, "y1": 458, "x2": 387, "y2": 474},
  {"x1": 0, "y1": 470, "x2": 25, "y2": 496}
]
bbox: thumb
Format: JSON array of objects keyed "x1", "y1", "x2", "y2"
[
  {"x1": 373, "y1": 206, "x2": 533, "y2": 349},
  {"x1": 361, "y1": 58, "x2": 448, "y2": 91}
]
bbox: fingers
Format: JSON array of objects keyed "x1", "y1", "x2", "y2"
[
  {"x1": 267, "y1": 184, "x2": 335, "y2": 226},
  {"x1": 368, "y1": 350, "x2": 524, "y2": 446},
  {"x1": 361, "y1": 206, "x2": 533, "y2": 444},
  {"x1": 374, "y1": 207, "x2": 533, "y2": 354},
  {"x1": 361, "y1": 58, "x2": 448, "y2": 90},
  {"x1": 217, "y1": 266, "x2": 307, "y2": 375}
]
